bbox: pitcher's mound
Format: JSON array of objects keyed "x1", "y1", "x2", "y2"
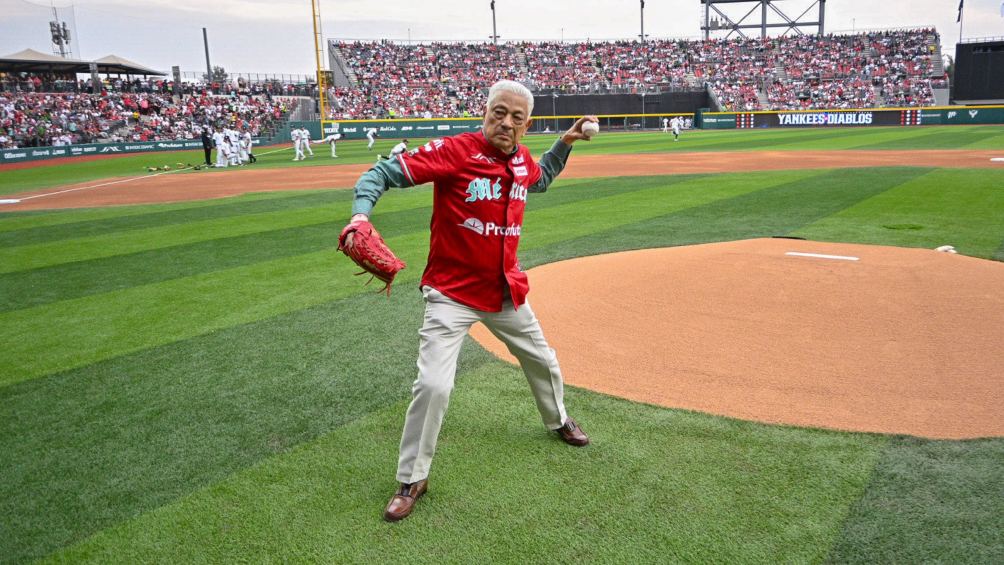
[{"x1": 471, "y1": 239, "x2": 1004, "y2": 439}]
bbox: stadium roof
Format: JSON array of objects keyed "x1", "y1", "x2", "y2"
[
  {"x1": 0, "y1": 48, "x2": 90, "y2": 73},
  {"x1": 94, "y1": 55, "x2": 165, "y2": 76},
  {"x1": 0, "y1": 49, "x2": 166, "y2": 75}
]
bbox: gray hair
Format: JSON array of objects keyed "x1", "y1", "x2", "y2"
[{"x1": 486, "y1": 80, "x2": 534, "y2": 117}]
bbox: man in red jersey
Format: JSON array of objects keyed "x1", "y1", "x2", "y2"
[{"x1": 344, "y1": 80, "x2": 598, "y2": 522}]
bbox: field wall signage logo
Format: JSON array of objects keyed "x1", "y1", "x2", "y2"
[
  {"x1": 100, "y1": 146, "x2": 123, "y2": 153},
  {"x1": 458, "y1": 217, "x2": 522, "y2": 237},
  {"x1": 969, "y1": 110, "x2": 979, "y2": 118},
  {"x1": 947, "y1": 111, "x2": 957, "y2": 119},
  {"x1": 778, "y1": 112, "x2": 873, "y2": 126}
]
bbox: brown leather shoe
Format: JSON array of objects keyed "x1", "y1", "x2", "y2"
[
  {"x1": 555, "y1": 418, "x2": 589, "y2": 446},
  {"x1": 383, "y1": 479, "x2": 428, "y2": 522}
]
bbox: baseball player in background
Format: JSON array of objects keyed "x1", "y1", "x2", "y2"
[
  {"x1": 291, "y1": 128, "x2": 304, "y2": 161},
  {"x1": 376, "y1": 139, "x2": 408, "y2": 162},
  {"x1": 671, "y1": 116, "x2": 682, "y2": 141},
  {"x1": 343, "y1": 79, "x2": 596, "y2": 523},
  {"x1": 366, "y1": 127, "x2": 379, "y2": 151},
  {"x1": 301, "y1": 127, "x2": 314, "y2": 157},
  {"x1": 240, "y1": 127, "x2": 256, "y2": 164},
  {"x1": 212, "y1": 127, "x2": 228, "y2": 168},
  {"x1": 227, "y1": 127, "x2": 241, "y2": 166},
  {"x1": 316, "y1": 122, "x2": 342, "y2": 158},
  {"x1": 662, "y1": 116, "x2": 669, "y2": 133}
]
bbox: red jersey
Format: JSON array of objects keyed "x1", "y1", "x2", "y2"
[{"x1": 398, "y1": 131, "x2": 542, "y2": 312}]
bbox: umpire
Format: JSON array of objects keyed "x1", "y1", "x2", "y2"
[{"x1": 342, "y1": 80, "x2": 598, "y2": 522}]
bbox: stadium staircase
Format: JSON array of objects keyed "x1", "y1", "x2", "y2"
[
  {"x1": 774, "y1": 61, "x2": 788, "y2": 81},
  {"x1": 329, "y1": 44, "x2": 358, "y2": 87},
  {"x1": 516, "y1": 47, "x2": 530, "y2": 77},
  {"x1": 930, "y1": 42, "x2": 950, "y2": 105},
  {"x1": 873, "y1": 85, "x2": 887, "y2": 107},
  {"x1": 756, "y1": 88, "x2": 769, "y2": 109}
]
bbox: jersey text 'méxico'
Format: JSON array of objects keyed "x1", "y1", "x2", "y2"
[{"x1": 399, "y1": 132, "x2": 542, "y2": 311}]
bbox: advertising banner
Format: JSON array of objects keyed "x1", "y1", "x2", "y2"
[
  {"x1": 1, "y1": 138, "x2": 261, "y2": 165},
  {"x1": 319, "y1": 119, "x2": 483, "y2": 140}
]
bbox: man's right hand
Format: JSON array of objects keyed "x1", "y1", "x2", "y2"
[{"x1": 344, "y1": 213, "x2": 369, "y2": 247}]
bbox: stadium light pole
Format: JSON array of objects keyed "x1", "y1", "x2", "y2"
[
  {"x1": 639, "y1": 0, "x2": 647, "y2": 43},
  {"x1": 490, "y1": 1, "x2": 499, "y2": 45},
  {"x1": 202, "y1": 28, "x2": 212, "y2": 84},
  {"x1": 310, "y1": 0, "x2": 327, "y2": 122}
]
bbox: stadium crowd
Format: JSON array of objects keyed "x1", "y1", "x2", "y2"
[
  {"x1": 327, "y1": 28, "x2": 944, "y2": 118},
  {"x1": 2, "y1": 28, "x2": 947, "y2": 148},
  {"x1": 0, "y1": 89, "x2": 291, "y2": 149}
]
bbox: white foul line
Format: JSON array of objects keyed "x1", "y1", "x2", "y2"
[
  {"x1": 14, "y1": 166, "x2": 191, "y2": 201},
  {"x1": 786, "y1": 251, "x2": 860, "y2": 261}
]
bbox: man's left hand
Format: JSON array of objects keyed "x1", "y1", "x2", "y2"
[{"x1": 561, "y1": 115, "x2": 599, "y2": 145}]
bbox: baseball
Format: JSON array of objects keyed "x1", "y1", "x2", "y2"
[{"x1": 581, "y1": 121, "x2": 599, "y2": 138}]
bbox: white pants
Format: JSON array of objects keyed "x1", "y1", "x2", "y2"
[
  {"x1": 367, "y1": 136, "x2": 376, "y2": 150},
  {"x1": 215, "y1": 148, "x2": 227, "y2": 167},
  {"x1": 330, "y1": 142, "x2": 337, "y2": 157},
  {"x1": 293, "y1": 140, "x2": 304, "y2": 160},
  {"x1": 396, "y1": 286, "x2": 569, "y2": 484},
  {"x1": 303, "y1": 140, "x2": 314, "y2": 155}
]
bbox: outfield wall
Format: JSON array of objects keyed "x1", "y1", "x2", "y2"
[
  {"x1": 0, "y1": 138, "x2": 263, "y2": 165},
  {"x1": 314, "y1": 114, "x2": 696, "y2": 141},
  {"x1": 701, "y1": 106, "x2": 1004, "y2": 129}
]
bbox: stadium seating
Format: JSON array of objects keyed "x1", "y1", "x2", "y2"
[
  {"x1": 0, "y1": 90, "x2": 290, "y2": 148},
  {"x1": 1, "y1": 29, "x2": 947, "y2": 148},
  {"x1": 328, "y1": 29, "x2": 944, "y2": 117}
]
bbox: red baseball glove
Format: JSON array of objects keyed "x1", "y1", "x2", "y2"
[{"x1": 338, "y1": 219, "x2": 406, "y2": 295}]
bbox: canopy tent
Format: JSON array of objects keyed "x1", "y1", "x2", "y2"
[
  {"x1": 0, "y1": 49, "x2": 166, "y2": 76},
  {"x1": 93, "y1": 54, "x2": 166, "y2": 76},
  {"x1": 0, "y1": 48, "x2": 90, "y2": 73}
]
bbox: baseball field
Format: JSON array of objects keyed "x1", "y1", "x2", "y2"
[{"x1": 2, "y1": 126, "x2": 1003, "y2": 563}]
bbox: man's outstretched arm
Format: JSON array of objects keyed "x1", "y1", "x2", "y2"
[{"x1": 530, "y1": 115, "x2": 598, "y2": 193}]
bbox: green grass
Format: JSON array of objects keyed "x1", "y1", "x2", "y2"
[{"x1": 1, "y1": 127, "x2": 1003, "y2": 563}]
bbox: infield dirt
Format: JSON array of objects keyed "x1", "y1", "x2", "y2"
[{"x1": 471, "y1": 239, "x2": 1004, "y2": 439}]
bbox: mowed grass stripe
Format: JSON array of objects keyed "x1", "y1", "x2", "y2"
[
  {"x1": 0, "y1": 200, "x2": 441, "y2": 312},
  {"x1": 0, "y1": 189, "x2": 301, "y2": 234},
  {"x1": 785, "y1": 126, "x2": 947, "y2": 151},
  {"x1": 827, "y1": 436, "x2": 1004, "y2": 563},
  {"x1": 795, "y1": 168, "x2": 1004, "y2": 259},
  {"x1": 0, "y1": 290, "x2": 427, "y2": 564},
  {"x1": 0, "y1": 174, "x2": 679, "y2": 312},
  {"x1": 521, "y1": 169, "x2": 825, "y2": 250},
  {"x1": 0, "y1": 190, "x2": 349, "y2": 248},
  {"x1": 42, "y1": 356, "x2": 885, "y2": 564},
  {"x1": 0, "y1": 187, "x2": 429, "y2": 274},
  {"x1": 0, "y1": 230, "x2": 429, "y2": 387},
  {"x1": 0, "y1": 191, "x2": 401, "y2": 274},
  {"x1": 852, "y1": 127, "x2": 1004, "y2": 151},
  {"x1": 521, "y1": 167, "x2": 932, "y2": 268}
]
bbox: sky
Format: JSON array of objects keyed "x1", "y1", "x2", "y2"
[{"x1": 2, "y1": 0, "x2": 1003, "y2": 76}]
